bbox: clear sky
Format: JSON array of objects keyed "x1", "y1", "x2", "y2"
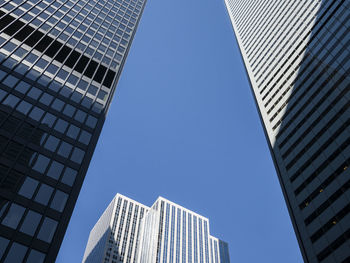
[{"x1": 57, "y1": 0, "x2": 303, "y2": 262}]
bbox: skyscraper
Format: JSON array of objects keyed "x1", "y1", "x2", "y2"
[
  {"x1": 83, "y1": 194, "x2": 230, "y2": 263},
  {"x1": 0, "y1": 0, "x2": 147, "y2": 261},
  {"x1": 225, "y1": 0, "x2": 349, "y2": 262}
]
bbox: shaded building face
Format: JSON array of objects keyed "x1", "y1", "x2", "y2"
[
  {"x1": 225, "y1": 0, "x2": 349, "y2": 262},
  {"x1": 0, "y1": 0, "x2": 146, "y2": 261}
]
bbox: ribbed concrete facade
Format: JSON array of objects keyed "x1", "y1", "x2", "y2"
[
  {"x1": 225, "y1": 0, "x2": 349, "y2": 262},
  {"x1": 83, "y1": 194, "x2": 230, "y2": 263}
]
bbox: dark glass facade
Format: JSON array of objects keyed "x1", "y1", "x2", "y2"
[
  {"x1": 0, "y1": 0, "x2": 146, "y2": 261},
  {"x1": 225, "y1": 0, "x2": 349, "y2": 262}
]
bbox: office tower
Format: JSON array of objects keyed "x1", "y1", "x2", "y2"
[
  {"x1": 82, "y1": 194, "x2": 149, "y2": 263},
  {"x1": 0, "y1": 0, "x2": 147, "y2": 261},
  {"x1": 224, "y1": 0, "x2": 349, "y2": 262},
  {"x1": 83, "y1": 194, "x2": 230, "y2": 263}
]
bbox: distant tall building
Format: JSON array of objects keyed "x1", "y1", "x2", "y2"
[
  {"x1": 225, "y1": 0, "x2": 349, "y2": 262},
  {"x1": 82, "y1": 194, "x2": 230, "y2": 263},
  {"x1": 0, "y1": 0, "x2": 147, "y2": 261}
]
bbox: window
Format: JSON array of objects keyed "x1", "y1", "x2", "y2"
[
  {"x1": 29, "y1": 107, "x2": 45, "y2": 121},
  {"x1": 32, "y1": 154, "x2": 50, "y2": 174},
  {"x1": 44, "y1": 135, "x2": 60, "y2": 152},
  {"x1": 54, "y1": 119, "x2": 68, "y2": 133},
  {"x1": 27, "y1": 87, "x2": 42, "y2": 100},
  {"x1": 34, "y1": 184, "x2": 54, "y2": 205},
  {"x1": 1, "y1": 203, "x2": 25, "y2": 229},
  {"x1": 67, "y1": 125, "x2": 79, "y2": 139},
  {"x1": 86, "y1": 116, "x2": 97, "y2": 128},
  {"x1": 51, "y1": 98, "x2": 65, "y2": 111},
  {"x1": 42, "y1": 113, "x2": 56, "y2": 127},
  {"x1": 18, "y1": 177, "x2": 38, "y2": 199},
  {"x1": 39, "y1": 93, "x2": 54, "y2": 106},
  {"x1": 50, "y1": 190, "x2": 68, "y2": 212},
  {"x1": 37, "y1": 217, "x2": 57, "y2": 243},
  {"x1": 71, "y1": 147, "x2": 84, "y2": 164},
  {"x1": 20, "y1": 210, "x2": 42, "y2": 236},
  {"x1": 57, "y1": 141, "x2": 72, "y2": 158},
  {"x1": 74, "y1": 110, "x2": 87, "y2": 123},
  {"x1": 4, "y1": 242, "x2": 27, "y2": 263},
  {"x1": 0, "y1": 237, "x2": 9, "y2": 259},
  {"x1": 47, "y1": 161, "x2": 64, "y2": 180},
  {"x1": 27, "y1": 249, "x2": 45, "y2": 263},
  {"x1": 79, "y1": 130, "x2": 91, "y2": 145},
  {"x1": 61, "y1": 167, "x2": 77, "y2": 186}
]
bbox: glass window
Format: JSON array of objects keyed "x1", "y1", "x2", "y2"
[
  {"x1": 51, "y1": 98, "x2": 65, "y2": 111},
  {"x1": 48, "y1": 80, "x2": 61, "y2": 92},
  {"x1": 87, "y1": 85, "x2": 98, "y2": 96},
  {"x1": 61, "y1": 167, "x2": 77, "y2": 186},
  {"x1": 39, "y1": 93, "x2": 54, "y2": 106},
  {"x1": 97, "y1": 90, "x2": 108, "y2": 101},
  {"x1": 20, "y1": 210, "x2": 41, "y2": 236},
  {"x1": 71, "y1": 147, "x2": 84, "y2": 164},
  {"x1": 14, "y1": 81, "x2": 30, "y2": 94},
  {"x1": 29, "y1": 107, "x2": 44, "y2": 121},
  {"x1": 63, "y1": 104, "x2": 75, "y2": 117},
  {"x1": 78, "y1": 130, "x2": 91, "y2": 145},
  {"x1": 42, "y1": 113, "x2": 56, "y2": 127},
  {"x1": 4, "y1": 242, "x2": 27, "y2": 263},
  {"x1": 37, "y1": 74, "x2": 51, "y2": 86},
  {"x1": 27, "y1": 249, "x2": 45, "y2": 263},
  {"x1": 50, "y1": 190, "x2": 68, "y2": 212},
  {"x1": 74, "y1": 110, "x2": 87, "y2": 123},
  {"x1": 86, "y1": 116, "x2": 97, "y2": 128},
  {"x1": 47, "y1": 161, "x2": 64, "y2": 180},
  {"x1": 59, "y1": 86, "x2": 72, "y2": 98},
  {"x1": 57, "y1": 142, "x2": 72, "y2": 158},
  {"x1": 16, "y1": 100, "x2": 32, "y2": 115},
  {"x1": 27, "y1": 87, "x2": 42, "y2": 100},
  {"x1": 35, "y1": 184, "x2": 53, "y2": 206},
  {"x1": 81, "y1": 96, "x2": 93, "y2": 109},
  {"x1": 32, "y1": 154, "x2": 50, "y2": 174},
  {"x1": 77, "y1": 79, "x2": 88, "y2": 90},
  {"x1": 37, "y1": 217, "x2": 57, "y2": 243},
  {"x1": 0, "y1": 237, "x2": 9, "y2": 259},
  {"x1": 3, "y1": 75, "x2": 19, "y2": 88},
  {"x1": 1, "y1": 203, "x2": 25, "y2": 229},
  {"x1": 44, "y1": 135, "x2": 60, "y2": 152},
  {"x1": 3, "y1": 94, "x2": 20, "y2": 108},
  {"x1": 18, "y1": 177, "x2": 38, "y2": 199},
  {"x1": 3, "y1": 41, "x2": 17, "y2": 52},
  {"x1": 46, "y1": 64, "x2": 59, "y2": 75},
  {"x1": 54, "y1": 119, "x2": 68, "y2": 133},
  {"x1": 67, "y1": 74, "x2": 78, "y2": 85},
  {"x1": 67, "y1": 125, "x2": 79, "y2": 139},
  {"x1": 57, "y1": 69, "x2": 69, "y2": 80},
  {"x1": 70, "y1": 91, "x2": 83, "y2": 103}
]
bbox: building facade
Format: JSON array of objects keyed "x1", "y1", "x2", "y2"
[
  {"x1": 83, "y1": 194, "x2": 230, "y2": 263},
  {"x1": 224, "y1": 0, "x2": 349, "y2": 262},
  {"x1": 0, "y1": 0, "x2": 147, "y2": 261},
  {"x1": 82, "y1": 194, "x2": 149, "y2": 263}
]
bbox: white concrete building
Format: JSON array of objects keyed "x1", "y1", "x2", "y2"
[
  {"x1": 224, "y1": 1, "x2": 350, "y2": 262},
  {"x1": 82, "y1": 194, "x2": 230, "y2": 263}
]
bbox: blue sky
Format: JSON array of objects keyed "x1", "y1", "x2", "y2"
[{"x1": 57, "y1": 0, "x2": 303, "y2": 262}]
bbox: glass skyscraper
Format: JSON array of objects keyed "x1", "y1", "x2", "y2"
[
  {"x1": 83, "y1": 194, "x2": 230, "y2": 263},
  {"x1": 225, "y1": 0, "x2": 349, "y2": 262},
  {"x1": 0, "y1": 0, "x2": 146, "y2": 261}
]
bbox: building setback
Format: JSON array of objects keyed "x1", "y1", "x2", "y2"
[
  {"x1": 224, "y1": 0, "x2": 349, "y2": 262},
  {"x1": 83, "y1": 194, "x2": 230, "y2": 263},
  {"x1": 0, "y1": 0, "x2": 147, "y2": 262}
]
